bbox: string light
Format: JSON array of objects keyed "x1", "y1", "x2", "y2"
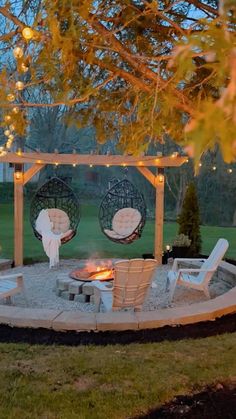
[
  {"x1": 106, "y1": 164, "x2": 110, "y2": 167},
  {"x1": 8, "y1": 134, "x2": 14, "y2": 141},
  {"x1": 13, "y1": 46, "x2": 23, "y2": 59},
  {"x1": 4, "y1": 130, "x2": 10, "y2": 136},
  {"x1": 22, "y1": 27, "x2": 34, "y2": 40},
  {"x1": 15, "y1": 81, "x2": 24, "y2": 91},
  {"x1": 199, "y1": 162, "x2": 202, "y2": 167},
  {"x1": 212, "y1": 166, "x2": 216, "y2": 171},
  {"x1": 21, "y1": 63, "x2": 29, "y2": 73},
  {"x1": 7, "y1": 93, "x2": 15, "y2": 102},
  {"x1": 89, "y1": 164, "x2": 93, "y2": 168},
  {"x1": 158, "y1": 174, "x2": 164, "y2": 183},
  {"x1": 12, "y1": 107, "x2": 20, "y2": 114},
  {"x1": 228, "y1": 168, "x2": 233, "y2": 174},
  {"x1": 72, "y1": 163, "x2": 76, "y2": 167},
  {"x1": 9, "y1": 124, "x2": 15, "y2": 131},
  {"x1": 4, "y1": 115, "x2": 11, "y2": 122}
]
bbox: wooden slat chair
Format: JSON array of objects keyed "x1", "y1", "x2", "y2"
[
  {"x1": 0, "y1": 273, "x2": 24, "y2": 304},
  {"x1": 93, "y1": 258, "x2": 157, "y2": 312},
  {"x1": 166, "y1": 238, "x2": 229, "y2": 302}
]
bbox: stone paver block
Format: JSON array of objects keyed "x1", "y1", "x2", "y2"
[
  {"x1": 57, "y1": 278, "x2": 73, "y2": 291},
  {"x1": 90, "y1": 295, "x2": 95, "y2": 304},
  {"x1": 96, "y1": 312, "x2": 138, "y2": 331},
  {"x1": 82, "y1": 283, "x2": 94, "y2": 296},
  {"x1": 61, "y1": 291, "x2": 74, "y2": 301},
  {"x1": 74, "y1": 294, "x2": 87, "y2": 303},
  {"x1": 52, "y1": 311, "x2": 96, "y2": 331},
  {"x1": 68, "y1": 280, "x2": 84, "y2": 294},
  {"x1": 0, "y1": 306, "x2": 62, "y2": 328}
]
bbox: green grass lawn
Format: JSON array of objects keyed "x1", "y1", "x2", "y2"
[
  {"x1": 0, "y1": 333, "x2": 235, "y2": 418},
  {"x1": 0, "y1": 202, "x2": 235, "y2": 261}
]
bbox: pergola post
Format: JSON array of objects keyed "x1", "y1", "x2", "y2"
[
  {"x1": 13, "y1": 163, "x2": 45, "y2": 266},
  {"x1": 14, "y1": 164, "x2": 24, "y2": 266},
  {"x1": 154, "y1": 168, "x2": 165, "y2": 265}
]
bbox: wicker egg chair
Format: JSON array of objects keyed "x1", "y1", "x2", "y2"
[
  {"x1": 99, "y1": 179, "x2": 146, "y2": 244},
  {"x1": 30, "y1": 177, "x2": 80, "y2": 244}
]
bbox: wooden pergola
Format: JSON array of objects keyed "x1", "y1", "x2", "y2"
[{"x1": 0, "y1": 152, "x2": 187, "y2": 266}]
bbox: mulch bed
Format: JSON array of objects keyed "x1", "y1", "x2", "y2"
[{"x1": 133, "y1": 382, "x2": 236, "y2": 419}]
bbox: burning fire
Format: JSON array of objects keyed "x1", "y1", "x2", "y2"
[
  {"x1": 89, "y1": 267, "x2": 114, "y2": 280},
  {"x1": 85, "y1": 260, "x2": 113, "y2": 280},
  {"x1": 69, "y1": 259, "x2": 114, "y2": 281}
]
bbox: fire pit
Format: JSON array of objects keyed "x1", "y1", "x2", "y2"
[{"x1": 70, "y1": 260, "x2": 114, "y2": 282}]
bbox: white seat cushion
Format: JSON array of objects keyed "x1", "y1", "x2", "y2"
[
  {"x1": 112, "y1": 208, "x2": 141, "y2": 236},
  {"x1": 47, "y1": 208, "x2": 70, "y2": 234}
]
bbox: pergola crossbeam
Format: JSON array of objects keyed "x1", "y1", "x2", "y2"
[{"x1": 0, "y1": 152, "x2": 187, "y2": 167}]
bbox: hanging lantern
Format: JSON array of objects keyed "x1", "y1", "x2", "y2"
[
  {"x1": 15, "y1": 81, "x2": 24, "y2": 91},
  {"x1": 8, "y1": 134, "x2": 14, "y2": 141},
  {"x1": 7, "y1": 93, "x2": 15, "y2": 102},
  {"x1": 9, "y1": 124, "x2": 15, "y2": 131},
  {"x1": 4, "y1": 130, "x2": 10, "y2": 136},
  {"x1": 4, "y1": 115, "x2": 11, "y2": 122},
  {"x1": 12, "y1": 107, "x2": 20, "y2": 114},
  {"x1": 22, "y1": 27, "x2": 34, "y2": 40},
  {"x1": 13, "y1": 46, "x2": 23, "y2": 59}
]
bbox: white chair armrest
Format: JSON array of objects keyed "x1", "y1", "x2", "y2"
[
  {"x1": 178, "y1": 268, "x2": 215, "y2": 274},
  {"x1": 172, "y1": 258, "x2": 206, "y2": 271}
]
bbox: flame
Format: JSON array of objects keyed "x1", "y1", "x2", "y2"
[{"x1": 89, "y1": 268, "x2": 113, "y2": 280}]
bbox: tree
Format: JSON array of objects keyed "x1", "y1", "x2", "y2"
[
  {"x1": 178, "y1": 182, "x2": 202, "y2": 256},
  {"x1": 0, "y1": 1, "x2": 235, "y2": 164}
]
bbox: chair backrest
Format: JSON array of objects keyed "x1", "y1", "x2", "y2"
[
  {"x1": 198, "y1": 238, "x2": 229, "y2": 284},
  {"x1": 112, "y1": 208, "x2": 142, "y2": 237},
  {"x1": 47, "y1": 208, "x2": 70, "y2": 234},
  {"x1": 112, "y1": 258, "x2": 157, "y2": 311}
]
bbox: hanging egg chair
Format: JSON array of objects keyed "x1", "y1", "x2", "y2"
[
  {"x1": 99, "y1": 179, "x2": 146, "y2": 244},
  {"x1": 30, "y1": 177, "x2": 80, "y2": 244}
]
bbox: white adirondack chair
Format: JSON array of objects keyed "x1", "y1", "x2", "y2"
[
  {"x1": 93, "y1": 258, "x2": 157, "y2": 312},
  {"x1": 0, "y1": 273, "x2": 24, "y2": 304},
  {"x1": 166, "y1": 238, "x2": 229, "y2": 302}
]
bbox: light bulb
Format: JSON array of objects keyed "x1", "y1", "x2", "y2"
[
  {"x1": 12, "y1": 107, "x2": 20, "y2": 114},
  {"x1": 15, "y1": 81, "x2": 24, "y2": 91},
  {"x1": 4, "y1": 130, "x2": 10, "y2": 136},
  {"x1": 8, "y1": 134, "x2": 14, "y2": 140},
  {"x1": 13, "y1": 46, "x2": 23, "y2": 59},
  {"x1": 4, "y1": 115, "x2": 11, "y2": 122},
  {"x1": 22, "y1": 27, "x2": 34, "y2": 40},
  {"x1": 228, "y1": 168, "x2": 232, "y2": 174},
  {"x1": 212, "y1": 166, "x2": 216, "y2": 171},
  {"x1": 21, "y1": 63, "x2": 29, "y2": 73},
  {"x1": 7, "y1": 93, "x2": 15, "y2": 102},
  {"x1": 6, "y1": 142, "x2": 11, "y2": 149},
  {"x1": 9, "y1": 124, "x2": 15, "y2": 131}
]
